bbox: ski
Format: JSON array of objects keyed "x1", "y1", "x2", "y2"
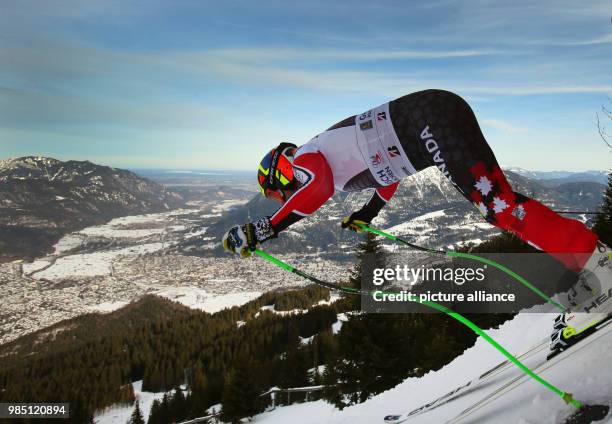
[
  {"x1": 444, "y1": 317, "x2": 612, "y2": 424},
  {"x1": 382, "y1": 337, "x2": 549, "y2": 424},
  {"x1": 547, "y1": 314, "x2": 612, "y2": 360}
]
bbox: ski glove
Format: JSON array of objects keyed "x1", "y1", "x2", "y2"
[
  {"x1": 342, "y1": 192, "x2": 389, "y2": 233},
  {"x1": 341, "y1": 212, "x2": 371, "y2": 233},
  {"x1": 222, "y1": 217, "x2": 277, "y2": 257},
  {"x1": 222, "y1": 224, "x2": 258, "y2": 257}
]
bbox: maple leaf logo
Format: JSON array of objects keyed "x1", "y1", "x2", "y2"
[
  {"x1": 474, "y1": 176, "x2": 493, "y2": 196},
  {"x1": 492, "y1": 197, "x2": 509, "y2": 214}
]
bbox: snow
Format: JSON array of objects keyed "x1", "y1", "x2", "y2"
[
  {"x1": 32, "y1": 243, "x2": 165, "y2": 280},
  {"x1": 94, "y1": 381, "x2": 177, "y2": 424},
  {"x1": 411, "y1": 209, "x2": 446, "y2": 221},
  {"x1": 319, "y1": 293, "x2": 341, "y2": 306},
  {"x1": 332, "y1": 313, "x2": 348, "y2": 334},
  {"x1": 300, "y1": 335, "x2": 315, "y2": 345},
  {"x1": 185, "y1": 227, "x2": 208, "y2": 238},
  {"x1": 76, "y1": 210, "x2": 197, "y2": 238},
  {"x1": 80, "y1": 227, "x2": 166, "y2": 238},
  {"x1": 200, "y1": 213, "x2": 222, "y2": 218},
  {"x1": 154, "y1": 287, "x2": 262, "y2": 313},
  {"x1": 384, "y1": 220, "x2": 436, "y2": 236},
  {"x1": 255, "y1": 295, "x2": 340, "y2": 319},
  {"x1": 211, "y1": 199, "x2": 249, "y2": 214},
  {"x1": 88, "y1": 301, "x2": 130, "y2": 313},
  {"x1": 22, "y1": 260, "x2": 52, "y2": 275},
  {"x1": 53, "y1": 234, "x2": 84, "y2": 254},
  {"x1": 255, "y1": 400, "x2": 337, "y2": 424},
  {"x1": 251, "y1": 308, "x2": 612, "y2": 423},
  {"x1": 48, "y1": 209, "x2": 199, "y2": 257}
]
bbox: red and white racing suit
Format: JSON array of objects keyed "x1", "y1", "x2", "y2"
[{"x1": 252, "y1": 90, "x2": 598, "y2": 273}]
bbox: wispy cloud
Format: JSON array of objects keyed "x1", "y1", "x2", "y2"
[
  {"x1": 548, "y1": 33, "x2": 612, "y2": 46},
  {"x1": 0, "y1": 80, "x2": 216, "y2": 131},
  {"x1": 207, "y1": 47, "x2": 505, "y2": 62},
  {"x1": 481, "y1": 119, "x2": 528, "y2": 134}
]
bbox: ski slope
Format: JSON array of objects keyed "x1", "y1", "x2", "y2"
[{"x1": 253, "y1": 309, "x2": 612, "y2": 424}]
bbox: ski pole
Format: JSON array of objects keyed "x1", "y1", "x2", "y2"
[
  {"x1": 252, "y1": 248, "x2": 582, "y2": 409},
  {"x1": 356, "y1": 224, "x2": 568, "y2": 313}
]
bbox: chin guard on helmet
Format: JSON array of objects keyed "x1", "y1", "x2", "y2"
[{"x1": 257, "y1": 142, "x2": 297, "y2": 202}]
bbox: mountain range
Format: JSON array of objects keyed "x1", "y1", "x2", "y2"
[
  {"x1": 0, "y1": 156, "x2": 184, "y2": 261},
  {"x1": 0, "y1": 157, "x2": 606, "y2": 261},
  {"x1": 504, "y1": 167, "x2": 609, "y2": 186}
]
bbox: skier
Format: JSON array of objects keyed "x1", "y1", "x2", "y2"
[{"x1": 221, "y1": 89, "x2": 611, "y2": 352}]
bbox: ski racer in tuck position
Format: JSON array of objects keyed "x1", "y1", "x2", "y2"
[{"x1": 222, "y1": 89, "x2": 612, "y2": 352}]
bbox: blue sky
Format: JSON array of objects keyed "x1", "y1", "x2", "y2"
[{"x1": 0, "y1": 0, "x2": 611, "y2": 171}]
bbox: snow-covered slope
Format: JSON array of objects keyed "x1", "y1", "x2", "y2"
[
  {"x1": 251, "y1": 309, "x2": 612, "y2": 424},
  {"x1": 94, "y1": 381, "x2": 185, "y2": 424}
]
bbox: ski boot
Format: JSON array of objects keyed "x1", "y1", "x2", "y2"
[{"x1": 549, "y1": 242, "x2": 612, "y2": 358}]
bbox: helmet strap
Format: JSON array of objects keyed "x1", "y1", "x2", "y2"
[{"x1": 276, "y1": 142, "x2": 297, "y2": 157}]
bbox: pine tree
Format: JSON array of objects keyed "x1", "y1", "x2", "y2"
[
  {"x1": 346, "y1": 232, "x2": 386, "y2": 310},
  {"x1": 221, "y1": 355, "x2": 264, "y2": 424},
  {"x1": 172, "y1": 385, "x2": 187, "y2": 422},
  {"x1": 188, "y1": 363, "x2": 209, "y2": 417},
  {"x1": 278, "y1": 325, "x2": 309, "y2": 391},
  {"x1": 322, "y1": 351, "x2": 342, "y2": 406},
  {"x1": 158, "y1": 394, "x2": 171, "y2": 424},
  {"x1": 127, "y1": 400, "x2": 145, "y2": 424},
  {"x1": 593, "y1": 172, "x2": 612, "y2": 245},
  {"x1": 148, "y1": 399, "x2": 161, "y2": 424}
]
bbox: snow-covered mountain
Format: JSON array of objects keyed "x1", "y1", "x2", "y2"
[
  {"x1": 0, "y1": 156, "x2": 184, "y2": 260},
  {"x1": 504, "y1": 167, "x2": 608, "y2": 186}
]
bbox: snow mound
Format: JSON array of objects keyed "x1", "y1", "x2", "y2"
[{"x1": 154, "y1": 287, "x2": 262, "y2": 313}]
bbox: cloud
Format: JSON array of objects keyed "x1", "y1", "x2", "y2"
[
  {"x1": 207, "y1": 47, "x2": 503, "y2": 62},
  {"x1": 481, "y1": 119, "x2": 528, "y2": 134},
  {"x1": 549, "y1": 33, "x2": 612, "y2": 46},
  {"x1": 0, "y1": 85, "x2": 215, "y2": 130},
  {"x1": 2, "y1": 35, "x2": 610, "y2": 134},
  {"x1": 171, "y1": 51, "x2": 612, "y2": 96}
]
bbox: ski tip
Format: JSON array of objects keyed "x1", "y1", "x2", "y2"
[{"x1": 564, "y1": 404, "x2": 610, "y2": 424}]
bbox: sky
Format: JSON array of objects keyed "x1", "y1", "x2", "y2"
[{"x1": 0, "y1": 0, "x2": 611, "y2": 171}]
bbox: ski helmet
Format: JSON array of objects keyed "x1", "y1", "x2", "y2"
[{"x1": 257, "y1": 142, "x2": 297, "y2": 202}]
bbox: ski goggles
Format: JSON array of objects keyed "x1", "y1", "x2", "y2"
[{"x1": 264, "y1": 187, "x2": 292, "y2": 203}]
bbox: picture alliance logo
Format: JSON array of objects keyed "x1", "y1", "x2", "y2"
[{"x1": 372, "y1": 264, "x2": 487, "y2": 286}]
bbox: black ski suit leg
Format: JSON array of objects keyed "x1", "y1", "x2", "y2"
[{"x1": 388, "y1": 89, "x2": 598, "y2": 271}]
